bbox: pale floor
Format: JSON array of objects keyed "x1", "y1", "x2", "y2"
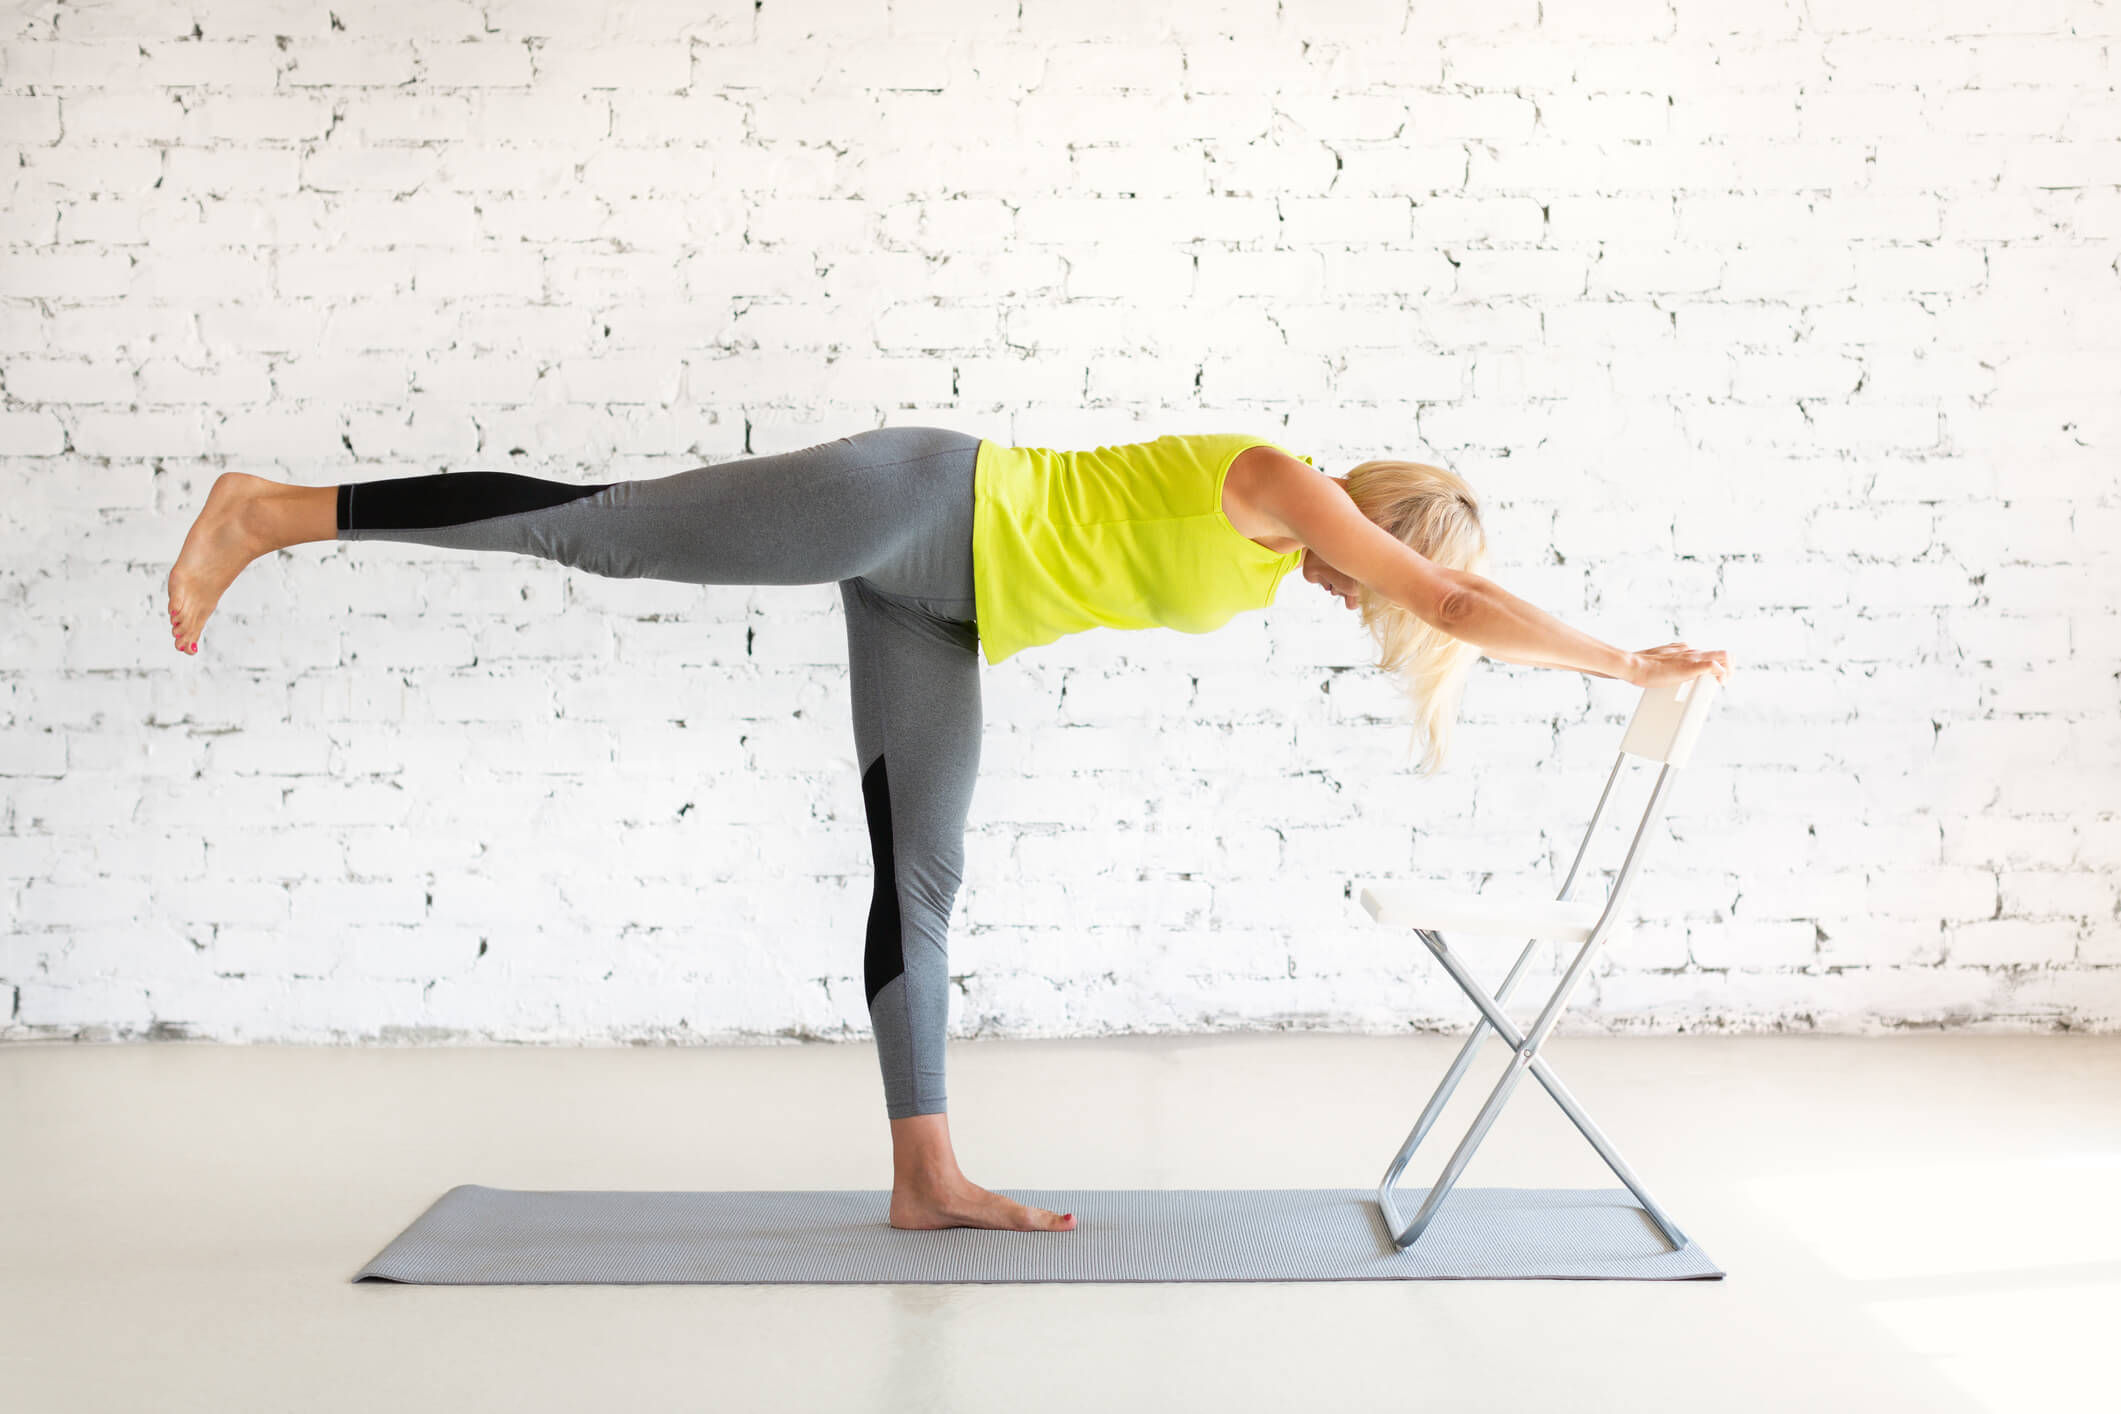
[{"x1": 2, "y1": 1033, "x2": 2116, "y2": 1413}]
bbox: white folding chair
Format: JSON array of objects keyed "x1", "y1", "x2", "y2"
[{"x1": 1356, "y1": 674, "x2": 1721, "y2": 1251}]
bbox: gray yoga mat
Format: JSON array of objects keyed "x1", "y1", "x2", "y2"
[{"x1": 353, "y1": 1184, "x2": 1723, "y2": 1283}]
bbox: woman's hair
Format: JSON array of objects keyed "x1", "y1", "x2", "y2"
[{"x1": 1338, "y1": 459, "x2": 1489, "y2": 774}]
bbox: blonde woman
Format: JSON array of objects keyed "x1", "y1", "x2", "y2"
[{"x1": 165, "y1": 427, "x2": 1730, "y2": 1234}]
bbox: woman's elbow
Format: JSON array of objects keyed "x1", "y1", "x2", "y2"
[
  {"x1": 1428, "y1": 576, "x2": 1483, "y2": 632},
  {"x1": 1376, "y1": 564, "x2": 1483, "y2": 633}
]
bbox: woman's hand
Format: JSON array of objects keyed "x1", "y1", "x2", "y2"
[{"x1": 1625, "y1": 642, "x2": 1731, "y2": 688}]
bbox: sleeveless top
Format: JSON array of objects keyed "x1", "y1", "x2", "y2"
[{"x1": 970, "y1": 432, "x2": 1314, "y2": 666}]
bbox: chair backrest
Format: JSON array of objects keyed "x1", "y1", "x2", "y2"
[
  {"x1": 1557, "y1": 674, "x2": 1723, "y2": 915},
  {"x1": 1618, "y1": 675, "x2": 1721, "y2": 767}
]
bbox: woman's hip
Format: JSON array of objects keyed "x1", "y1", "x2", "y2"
[{"x1": 832, "y1": 426, "x2": 979, "y2": 616}]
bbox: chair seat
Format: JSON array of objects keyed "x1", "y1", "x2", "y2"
[{"x1": 1357, "y1": 884, "x2": 1605, "y2": 942}]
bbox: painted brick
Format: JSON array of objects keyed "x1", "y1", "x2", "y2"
[{"x1": 0, "y1": 3, "x2": 2113, "y2": 1047}]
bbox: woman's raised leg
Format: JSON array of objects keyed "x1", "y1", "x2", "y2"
[{"x1": 166, "y1": 427, "x2": 977, "y2": 654}]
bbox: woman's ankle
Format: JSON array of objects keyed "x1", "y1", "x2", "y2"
[
  {"x1": 888, "y1": 1111, "x2": 961, "y2": 1185},
  {"x1": 256, "y1": 482, "x2": 339, "y2": 549}
]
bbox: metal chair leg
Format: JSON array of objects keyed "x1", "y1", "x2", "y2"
[
  {"x1": 1377, "y1": 939, "x2": 1539, "y2": 1245},
  {"x1": 1390, "y1": 1043, "x2": 1534, "y2": 1248},
  {"x1": 1520, "y1": 1054, "x2": 1688, "y2": 1249}
]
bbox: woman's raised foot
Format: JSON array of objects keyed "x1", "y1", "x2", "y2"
[{"x1": 166, "y1": 472, "x2": 279, "y2": 655}]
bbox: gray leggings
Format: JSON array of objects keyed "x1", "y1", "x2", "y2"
[{"x1": 336, "y1": 425, "x2": 984, "y2": 1119}]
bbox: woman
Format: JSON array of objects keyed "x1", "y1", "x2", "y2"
[{"x1": 165, "y1": 426, "x2": 1730, "y2": 1235}]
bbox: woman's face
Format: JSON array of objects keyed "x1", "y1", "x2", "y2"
[
  {"x1": 1300, "y1": 547, "x2": 1361, "y2": 610},
  {"x1": 1297, "y1": 473, "x2": 1361, "y2": 610}
]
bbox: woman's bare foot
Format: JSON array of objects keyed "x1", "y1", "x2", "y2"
[
  {"x1": 889, "y1": 1172, "x2": 1077, "y2": 1233},
  {"x1": 887, "y1": 1111, "x2": 1076, "y2": 1233},
  {"x1": 166, "y1": 472, "x2": 346, "y2": 655},
  {"x1": 166, "y1": 472, "x2": 277, "y2": 655}
]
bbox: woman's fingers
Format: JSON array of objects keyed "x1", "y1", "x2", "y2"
[
  {"x1": 1631, "y1": 644, "x2": 1734, "y2": 685},
  {"x1": 1684, "y1": 649, "x2": 1731, "y2": 682}
]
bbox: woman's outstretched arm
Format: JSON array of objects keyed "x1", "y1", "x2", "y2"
[{"x1": 1250, "y1": 452, "x2": 1730, "y2": 688}]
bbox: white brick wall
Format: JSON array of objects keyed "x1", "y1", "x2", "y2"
[{"x1": 2, "y1": 0, "x2": 2115, "y2": 1046}]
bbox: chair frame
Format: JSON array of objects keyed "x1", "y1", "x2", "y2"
[{"x1": 1368, "y1": 677, "x2": 1719, "y2": 1252}]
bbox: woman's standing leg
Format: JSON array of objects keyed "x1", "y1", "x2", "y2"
[
  {"x1": 844, "y1": 582, "x2": 973, "y2": 1124},
  {"x1": 841, "y1": 583, "x2": 1071, "y2": 1232}
]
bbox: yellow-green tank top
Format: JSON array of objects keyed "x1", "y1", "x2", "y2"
[{"x1": 970, "y1": 432, "x2": 1313, "y2": 666}]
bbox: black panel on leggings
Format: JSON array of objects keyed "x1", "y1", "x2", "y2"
[
  {"x1": 860, "y1": 753, "x2": 905, "y2": 1007},
  {"x1": 336, "y1": 472, "x2": 616, "y2": 532}
]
